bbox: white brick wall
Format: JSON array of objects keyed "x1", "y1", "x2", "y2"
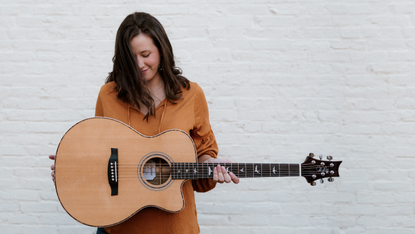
[{"x1": 1, "y1": 0, "x2": 414, "y2": 233}]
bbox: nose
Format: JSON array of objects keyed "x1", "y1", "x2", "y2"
[{"x1": 137, "y1": 57, "x2": 144, "y2": 69}]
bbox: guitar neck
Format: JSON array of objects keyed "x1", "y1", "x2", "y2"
[{"x1": 171, "y1": 163, "x2": 300, "y2": 180}]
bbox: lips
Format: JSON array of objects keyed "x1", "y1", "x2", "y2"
[{"x1": 141, "y1": 68, "x2": 149, "y2": 74}]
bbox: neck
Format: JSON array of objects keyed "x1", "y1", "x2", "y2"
[
  {"x1": 147, "y1": 77, "x2": 165, "y2": 103},
  {"x1": 171, "y1": 162, "x2": 300, "y2": 179},
  {"x1": 147, "y1": 72, "x2": 163, "y2": 91}
]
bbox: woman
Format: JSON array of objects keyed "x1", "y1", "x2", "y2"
[{"x1": 50, "y1": 12, "x2": 238, "y2": 234}]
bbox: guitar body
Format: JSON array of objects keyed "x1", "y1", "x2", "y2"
[{"x1": 55, "y1": 117, "x2": 197, "y2": 227}]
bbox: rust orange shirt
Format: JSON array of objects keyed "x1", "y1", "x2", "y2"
[{"x1": 95, "y1": 81, "x2": 217, "y2": 234}]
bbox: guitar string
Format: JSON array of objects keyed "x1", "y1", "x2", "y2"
[
  {"x1": 114, "y1": 168, "x2": 326, "y2": 175},
  {"x1": 60, "y1": 164, "x2": 327, "y2": 170},
  {"x1": 116, "y1": 170, "x2": 324, "y2": 175},
  {"x1": 116, "y1": 163, "x2": 325, "y2": 168},
  {"x1": 64, "y1": 163, "x2": 330, "y2": 181},
  {"x1": 113, "y1": 164, "x2": 329, "y2": 180},
  {"x1": 114, "y1": 168, "x2": 325, "y2": 178},
  {"x1": 115, "y1": 173, "x2": 325, "y2": 180},
  {"x1": 116, "y1": 162, "x2": 332, "y2": 166},
  {"x1": 115, "y1": 166, "x2": 318, "y2": 170}
]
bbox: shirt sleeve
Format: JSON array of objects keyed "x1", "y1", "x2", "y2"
[
  {"x1": 190, "y1": 84, "x2": 219, "y2": 159},
  {"x1": 190, "y1": 84, "x2": 218, "y2": 193}
]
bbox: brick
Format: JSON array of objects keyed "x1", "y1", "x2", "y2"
[
  {"x1": 0, "y1": 200, "x2": 19, "y2": 212},
  {"x1": 389, "y1": 3, "x2": 415, "y2": 14},
  {"x1": 2, "y1": 190, "x2": 39, "y2": 201},
  {"x1": 20, "y1": 201, "x2": 58, "y2": 213}
]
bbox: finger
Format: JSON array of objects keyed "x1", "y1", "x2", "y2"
[
  {"x1": 213, "y1": 166, "x2": 218, "y2": 182},
  {"x1": 222, "y1": 166, "x2": 232, "y2": 183},
  {"x1": 50, "y1": 164, "x2": 54, "y2": 170},
  {"x1": 217, "y1": 165, "x2": 224, "y2": 183},
  {"x1": 51, "y1": 171, "x2": 55, "y2": 181},
  {"x1": 230, "y1": 172, "x2": 240, "y2": 184},
  {"x1": 49, "y1": 155, "x2": 56, "y2": 160}
]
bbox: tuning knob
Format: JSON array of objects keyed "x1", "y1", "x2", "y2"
[
  {"x1": 327, "y1": 156, "x2": 333, "y2": 161},
  {"x1": 310, "y1": 182, "x2": 316, "y2": 186},
  {"x1": 320, "y1": 179, "x2": 324, "y2": 184},
  {"x1": 328, "y1": 177, "x2": 334, "y2": 182},
  {"x1": 319, "y1": 154, "x2": 323, "y2": 160},
  {"x1": 309, "y1": 153, "x2": 315, "y2": 158}
]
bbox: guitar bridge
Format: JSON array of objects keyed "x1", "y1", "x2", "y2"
[{"x1": 107, "y1": 148, "x2": 118, "y2": 196}]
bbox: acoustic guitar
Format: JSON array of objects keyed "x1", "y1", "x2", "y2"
[{"x1": 54, "y1": 117, "x2": 342, "y2": 227}]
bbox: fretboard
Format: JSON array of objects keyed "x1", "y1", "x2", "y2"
[{"x1": 171, "y1": 163, "x2": 300, "y2": 180}]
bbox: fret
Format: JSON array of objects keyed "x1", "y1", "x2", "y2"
[
  {"x1": 289, "y1": 164, "x2": 300, "y2": 176},
  {"x1": 235, "y1": 163, "x2": 240, "y2": 177},
  {"x1": 237, "y1": 163, "x2": 243, "y2": 178},
  {"x1": 237, "y1": 163, "x2": 246, "y2": 178},
  {"x1": 171, "y1": 163, "x2": 175, "y2": 179},
  {"x1": 270, "y1": 164, "x2": 279, "y2": 177},
  {"x1": 208, "y1": 164, "x2": 213, "y2": 178},
  {"x1": 254, "y1": 164, "x2": 261, "y2": 177},
  {"x1": 224, "y1": 163, "x2": 230, "y2": 175},
  {"x1": 199, "y1": 163, "x2": 204, "y2": 178},
  {"x1": 263, "y1": 163, "x2": 271, "y2": 177},
  {"x1": 280, "y1": 164, "x2": 289, "y2": 177},
  {"x1": 231, "y1": 163, "x2": 237, "y2": 177},
  {"x1": 246, "y1": 163, "x2": 254, "y2": 178},
  {"x1": 176, "y1": 163, "x2": 180, "y2": 179},
  {"x1": 193, "y1": 163, "x2": 197, "y2": 179}
]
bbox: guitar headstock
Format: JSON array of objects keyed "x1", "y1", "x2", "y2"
[{"x1": 301, "y1": 153, "x2": 342, "y2": 186}]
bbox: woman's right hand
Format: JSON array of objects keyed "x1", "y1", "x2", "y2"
[{"x1": 49, "y1": 155, "x2": 56, "y2": 182}]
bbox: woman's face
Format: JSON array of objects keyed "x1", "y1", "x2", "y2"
[{"x1": 130, "y1": 33, "x2": 161, "y2": 85}]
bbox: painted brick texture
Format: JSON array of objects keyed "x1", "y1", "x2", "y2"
[{"x1": 1, "y1": 0, "x2": 414, "y2": 233}]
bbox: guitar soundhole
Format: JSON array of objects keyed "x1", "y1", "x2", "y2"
[{"x1": 143, "y1": 157, "x2": 171, "y2": 186}]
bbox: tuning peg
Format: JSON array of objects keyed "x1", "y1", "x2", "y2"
[
  {"x1": 310, "y1": 182, "x2": 316, "y2": 186},
  {"x1": 309, "y1": 153, "x2": 315, "y2": 158},
  {"x1": 320, "y1": 179, "x2": 324, "y2": 184},
  {"x1": 328, "y1": 177, "x2": 334, "y2": 182},
  {"x1": 319, "y1": 154, "x2": 323, "y2": 160},
  {"x1": 327, "y1": 156, "x2": 333, "y2": 161}
]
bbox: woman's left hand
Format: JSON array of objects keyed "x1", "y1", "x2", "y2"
[{"x1": 203, "y1": 157, "x2": 239, "y2": 184}]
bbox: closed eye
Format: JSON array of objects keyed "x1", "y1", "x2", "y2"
[{"x1": 142, "y1": 53, "x2": 150, "y2": 58}]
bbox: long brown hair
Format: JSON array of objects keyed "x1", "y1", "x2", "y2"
[{"x1": 106, "y1": 12, "x2": 189, "y2": 120}]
